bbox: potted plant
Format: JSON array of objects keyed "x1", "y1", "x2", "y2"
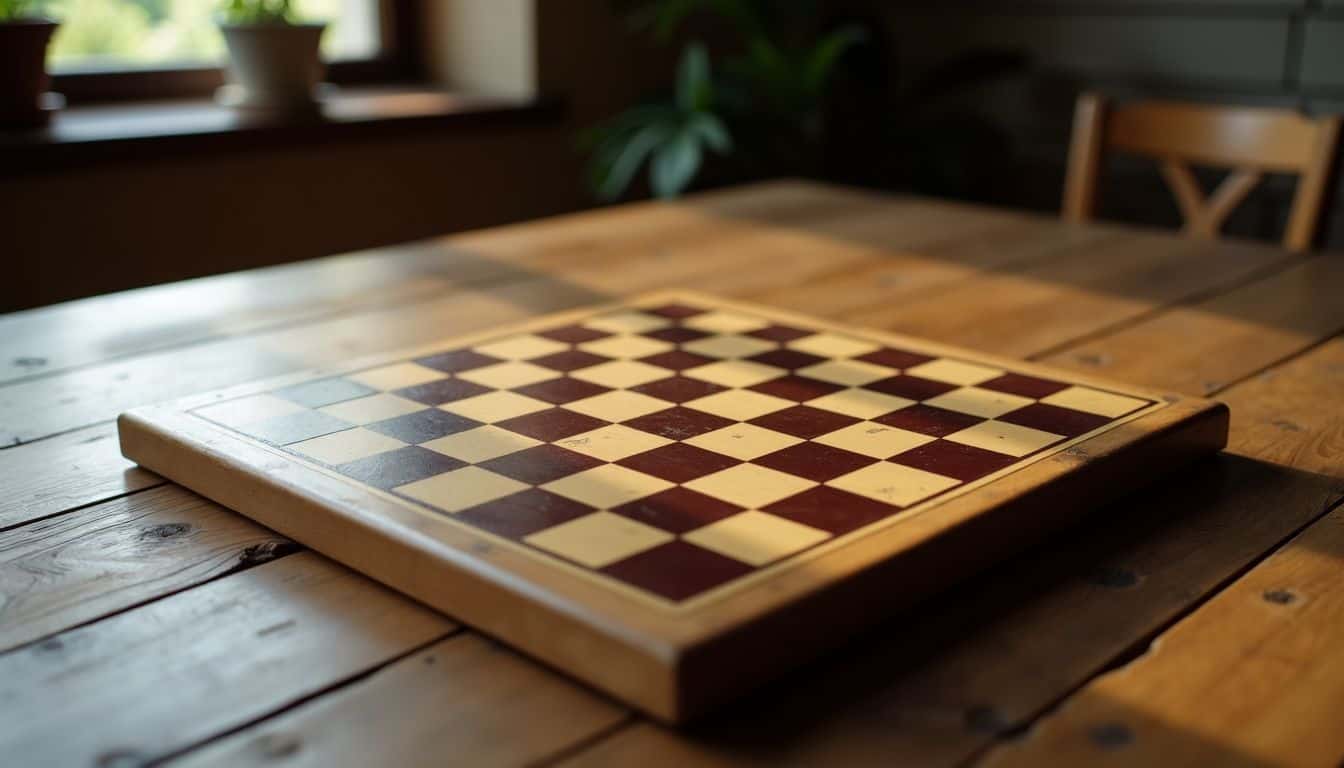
[
  {"x1": 0, "y1": 0, "x2": 59, "y2": 129},
  {"x1": 216, "y1": 0, "x2": 326, "y2": 114}
]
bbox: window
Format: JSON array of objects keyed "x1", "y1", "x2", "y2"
[{"x1": 47, "y1": 0, "x2": 418, "y2": 102}]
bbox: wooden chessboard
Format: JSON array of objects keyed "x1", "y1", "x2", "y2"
[{"x1": 117, "y1": 291, "x2": 1228, "y2": 721}]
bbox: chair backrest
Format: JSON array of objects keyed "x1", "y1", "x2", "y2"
[{"x1": 1062, "y1": 92, "x2": 1341, "y2": 252}]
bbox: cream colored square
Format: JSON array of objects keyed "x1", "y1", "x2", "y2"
[
  {"x1": 396, "y1": 466, "x2": 528, "y2": 513},
  {"x1": 542, "y1": 464, "x2": 674, "y2": 508},
  {"x1": 474, "y1": 334, "x2": 569, "y2": 361},
  {"x1": 1041, "y1": 386, "x2": 1149, "y2": 418},
  {"x1": 456, "y1": 361, "x2": 560, "y2": 390},
  {"x1": 683, "y1": 464, "x2": 817, "y2": 508},
  {"x1": 288, "y1": 427, "x2": 405, "y2": 465},
  {"x1": 196, "y1": 394, "x2": 305, "y2": 428},
  {"x1": 563, "y1": 390, "x2": 672, "y2": 422},
  {"x1": 683, "y1": 389, "x2": 793, "y2": 421},
  {"x1": 805, "y1": 389, "x2": 914, "y2": 420},
  {"x1": 440, "y1": 391, "x2": 551, "y2": 423},
  {"x1": 682, "y1": 311, "x2": 770, "y2": 334},
  {"x1": 584, "y1": 311, "x2": 671, "y2": 335},
  {"x1": 924, "y1": 386, "x2": 1035, "y2": 419},
  {"x1": 555, "y1": 424, "x2": 672, "y2": 462},
  {"x1": 570, "y1": 360, "x2": 671, "y2": 389},
  {"x1": 814, "y1": 421, "x2": 934, "y2": 458},
  {"x1": 525, "y1": 511, "x2": 674, "y2": 568},
  {"x1": 421, "y1": 425, "x2": 541, "y2": 463},
  {"x1": 685, "y1": 424, "x2": 801, "y2": 460},
  {"x1": 682, "y1": 334, "x2": 776, "y2": 360},
  {"x1": 904, "y1": 358, "x2": 1004, "y2": 386},
  {"x1": 787, "y1": 333, "x2": 881, "y2": 359},
  {"x1": 683, "y1": 511, "x2": 831, "y2": 566},
  {"x1": 577, "y1": 334, "x2": 674, "y2": 360},
  {"x1": 945, "y1": 420, "x2": 1064, "y2": 457},
  {"x1": 827, "y1": 462, "x2": 960, "y2": 507},
  {"x1": 683, "y1": 359, "x2": 786, "y2": 388},
  {"x1": 796, "y1": 359, "x2": 896, "y2": 387},
  {"x1": 346, "y1": 362, "x2": 446, "y2": 391},
  {"x1": 318, "y1": 393, "x2": 427, "y2": 425}
]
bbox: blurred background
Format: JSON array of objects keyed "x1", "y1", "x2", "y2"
[{"x1": 3, "y1": 0, "x2": 1341, "y2": 312}]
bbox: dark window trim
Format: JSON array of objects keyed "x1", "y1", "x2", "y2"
[{"x1": 51, "y1": 0, "x2": 424, "y2": 104}]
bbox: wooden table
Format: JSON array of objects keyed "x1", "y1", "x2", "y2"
[{"x1": 4, "y1": 181, "x2": 1342, "y2": 767}]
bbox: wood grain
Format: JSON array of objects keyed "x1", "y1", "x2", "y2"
[
  {"x1": 0, "y1": 484, "x2": 288, "y2": 653},
  {"x1": 0, "y1": 422, "x2": 160, "y2": 529},
  {"x1": 172, "y1": 633, "x2": 628, "y2": 768},
  {"x1": 981, "y1": 499, "x2": 1344, "y2": 768},
  {"x1": 556, "y1": 456, "x2": 1343, "y2": 767},
  {"x1": 0, "y1": 552, "x2": 454, "y2": 768},
  {"x1": 1043, "y1": 255, "x2": 1344, "y2": 396}
]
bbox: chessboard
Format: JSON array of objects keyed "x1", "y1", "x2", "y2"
[{"x1": 118, "y1": 291, "x2": 1228, "y2": 721}]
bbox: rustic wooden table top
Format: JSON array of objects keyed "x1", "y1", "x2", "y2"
[{"x1": 3, "y1": 180, "x2": 1342, "y2": 768}]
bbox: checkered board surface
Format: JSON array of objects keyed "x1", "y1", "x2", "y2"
[{"x1": 189, "y1": 300, "x2": 1159, "y2": 606}]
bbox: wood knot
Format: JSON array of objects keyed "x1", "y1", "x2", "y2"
[
  {"x1": 964, "y1": 705, "x2": 1011, "y2": 735},
  {"x1": 254, "y1": 732, "x2": 302, "y2": 761},
  {"x1": 95, "y1": 749, "x2": 147, "y2": 768},
  {"x1": 1089, "y1": 722, "x2": 1134, "y2": 750},
  {"x1": 1072, "y1": 352, "x2": 1110, "y2": 367},
  {"x1": 138, "y1": 522, "x2": 192, "y2": 541},
  {"x1": 1084, "y1": 565, "x2": 1139, "y2": 589},
  {"x1": 238, "y1": 540, "x2": 301, "y2": 568},
  {"x1": 12, "y1": 357, "x2": 47, "y2": 369},
  {"x1": 1263, "y1": 589, "x2": 1297, "y2": 605},
  {"x1": 35, "y1": 637, "x2": 65, "y2": 654}
]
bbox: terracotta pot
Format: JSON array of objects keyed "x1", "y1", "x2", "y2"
[
  {"x1": 219, "y1": 23, "x2": 326, "y2": 113},
  {"x1": 0, "y1": 19, "x2": 59, "y2": 128}
]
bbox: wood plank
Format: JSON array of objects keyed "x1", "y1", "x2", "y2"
[
  {"x1": 556, "y1": 456, "x2": 1344, "y2": 767},
  {"x1": 172, "y1": 633, "x2": 628, "y2": 768},
  {"x1": 0, "y1": 552, "x2": 453, "y2": 768},
  {"x1": 0, "y1": 484, "x2": 289, "y2": 653},
  {"x1": 0, "y1": 422, "x2": 160, "y2": 530},
  {"x1": 1041, "y1": 256, "x2": 1344, "y2": 397},
  {"x1": 980, "y1": 499, "x2": 1344, "y2": 768},
  {"x1": 1219, "y1": 335, "x2": 1344, "y2": 479},
  {"x1": 845, "y1": 234, "x2": 1297, "y2": 359}
]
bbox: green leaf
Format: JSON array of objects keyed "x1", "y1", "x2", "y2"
[
  {"x1": 803, "y1": 26, "x2": 867, "y2": 92},
  {"x1": 597, "y1": 123, "x2": 672, "y2": 202},
  {"x1": 650, "y1": 128, "x2": 703, "y2": 198},
  {"x1": 688, "y1": 112, "x2": 732, "y2": 154},
  {"x1": 676, "y1": 43, "x2": 713, "y2": 112}
]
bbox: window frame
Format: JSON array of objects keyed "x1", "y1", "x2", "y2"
[{"x1": 50, "y1": 0, "x2": 423, "y2": 104}]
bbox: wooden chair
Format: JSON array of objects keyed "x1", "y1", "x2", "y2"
[{"x1": 1062, "y1": 92, "x2": 1341, "y2": 252}]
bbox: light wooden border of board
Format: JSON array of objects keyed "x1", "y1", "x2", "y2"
[{"x1": 119, "y1": 291, "x2": 1229, "y2": 722}]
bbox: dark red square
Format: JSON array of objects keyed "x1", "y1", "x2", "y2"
[
  {"x1": 366, "y1": 409, "x2": 482, "y2": 444},
  {"x1": 749, "y1": 375, "x2": 842, "y2": 403},
  {"x1": 395, "y1": 378, "x2": 493, "y2": 405},
  {"x1": 414, "y1": 349, "x2": 501, "y2": 373},
  {"x1": 478, "y1": 444, "x2": 603, "y2": 485},
  {"x1": 456, "y1": 489, "x2": 594, "y2": 539},
  {"x1": 602, "y1": 541, "x2": 755, "y2": 601},
  {"x1": 631, "y1": 376, "x2": 727, "y2": 404},
  {"x1": 753, "y1": 442, "x2": 876, "y2": 482},
  {"x1": 763, "y1": 486, "x2": 898, "y2": 534},
  {"x1": 854, "y1": 348, "x2": 936, "y2": 370},
  {"x1": 536, "y1": 324, "x2": 612, "y2": 344},
  {"x1": 888, "y1": 440, "x2": 1016, "y2": 482},
  {"x1": 645, "y1": 303, "x2": 706, "y2": 319},
  {"x1": 978, "y1": 373, "x2": 1071, "y2": 399},
  {"x1": 998, "y1": 402, "x2": 1111, "y2": 437},
  {"x1": 336, "y1": 446, "x2": 465, "y2": 489},
  {"x1": 864, "y1": 374, "x2": 959, "y2": 400},
  {"x1": 749, "y1": 405, "x2": 860, "y2": 439},
  {"x1": 643, "y1": 326, "x2": 710, "y2": 344},
  {"x1": 874, "y1": 404, "x2": 984, "y2": 437},
  {"x1": 617, "y1": 443, "x2": 740, "y2": 483},
  {"x1": 611, "y1": 487, "x2": 743, "y2": 533},
  {"x1": 640, "y1": 350, "x2": 717, "y2": 371},
  {"x1": 747, "y1": 348, "x2": 826, "y2": 370},
  {"x1": 496, "y1": 408, "x2": 609, "y2": 441},
  {"x1": 530, "y1": 349, "x2": 611, "y2": 372},
  {"x1": 747, "y1": 324, "x2": 813, "y2": 342},
  {"x1": 623, "y1": 406, "x2": 734, "y2": 440},
  {"x1": 514, "y1": 377, "x2": 611, "y2": 405}
]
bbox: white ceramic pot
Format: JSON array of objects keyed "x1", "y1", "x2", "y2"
[{"x1": 219, "y1": 23, "x2": 326, "y2": 112}]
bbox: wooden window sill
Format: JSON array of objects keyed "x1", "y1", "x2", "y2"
[{"x1": 0, "y1": 86, "x2": 563, "y2": 176}]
